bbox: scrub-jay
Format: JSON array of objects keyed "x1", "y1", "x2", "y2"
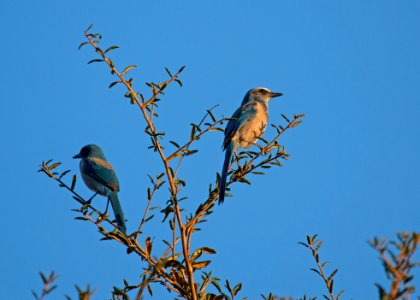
[
  {"x1": 73, "y1": 144, "x2": 127, "y2": 233},
  {"x1": 219, "y1": 87, "x2": 283, "y2": 204}
]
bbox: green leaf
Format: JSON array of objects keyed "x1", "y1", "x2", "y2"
[
  {"x1": 169, "y1": 141, "x2": 180, "y2": 148},
  {"x1": 310, "y1": 268, "x2": 321, "y2": 276},
  {"x1": 122, "y1": 65, "x2": 136, "y2": 75},
  {"x1": 207, "y1": 110, "x2": 217, "y2": 122},
  {"x1": 238, "y1": 177, "x2": 251, "y2": 185},
  {"x1": 281, "y1": 114, "x2": 290, "y2": 122},
  {"x1": 232, "y1": 283, "x2": 242, "y2": 296},
  {"x1": 193, "y1": 260, "x2": 211, "y2": 270},
  {"x1": 190, "y1": 125, "x2": 196, "y2": 140},
  {"x1": 328, "y1": 269, "x2": 338, "y2": 281},
  {"x1": 144, "y1": 215, "x2": 154, "y2": 222},
  {"x1": 71, "y1": 175, "x2": 77, "y2": 190},
  {"x1": 59, "y1": 170, "x2": 71, "y2": 179},
  {"x1": 177, "y1": 179, "x2": 186, "y2": 186},
  {"x1": 208, "y1": 127, "x2": 224, "y2": 132},
  {"x1": 200, "y1": 247, "x2": 216, "y2": 254},
  {"x1": 78, "y1": 42, "x2": 89, "y2": 50},
  {"x1": 145, "y1": 237, "x2": 152, "y2": 256},
  {"x1": 329, "y1": 279, "x2": 334, "y2": 293},
  {"x1": 251, "y1": 171, "x2": 265, "y2": 175},
  {"x1": 225, "y1": 280, "x2": 232, "y2": 292},
  {"x1": 190, "y1": 247, "x2": 215, "y2": 263},
  {"x1": 86, "y1": 24, "x2": 94, "y2": 31},
  {"x1": 164, "y1": 260, "x2": 184, "y2": 269},
  {"x1": 404, "y1": 275, "x2": 414, "y2": 284},
  {"x1": 147, "y1": 283, "x2": 153, "y2": 296},
  {"x1": 49, "y1": 162, "x2": 61, "y2": 170},
  {"x1": 165, "y1": 67, "x2": 172, "y2": 77},
  {"x1": 185, "y1": 149, "x2": 198, "y2": 156},
  {"x1": 211, "y1": 280, "x2": 223, "y2": 293},
  {"x1": 175, "y1": 79, "x2": 183, "y2": 87},
  {"x1": 88, "y1": 59, "x2": 103, "y2": 64},
  {"x1": 298, "y1": 241, "x2": 309, "y2": 248},
  {"x1": 104, "y1": 45, "x2": 119, "y2": 53},
  {"x1": 191, "y1": 249, "x2": 203, "y2": 262},
  {"x1": 109, "y1": 81, "x2": 121, "y2": 88},
  {"x1": 40, "y1": 272, "x2": 47, "y2": 284},
  {"x1": 147, "y1": 187, "x2": 151, "y2": 200},
  {"x1": 315, "y1": 240, "x2": 323, "y2": 251}
]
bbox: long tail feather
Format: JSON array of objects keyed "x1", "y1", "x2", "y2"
[
  {"x1": 219, "y1": 142, "x2": 235, "y2": 204},
  {"x1": 108, "y1": 192, "x2": 127, "y2": 233}
]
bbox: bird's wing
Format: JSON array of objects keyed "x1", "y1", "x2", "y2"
[
  {"x1": 223, "y1": 102, "x2": 257, "y2": 149},
  {"x1": 83, "y1": 157, "x2": 120, "y2": 192}
]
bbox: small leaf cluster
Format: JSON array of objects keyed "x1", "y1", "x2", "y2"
[
  {"x1": 32, "y1": 272, "x2": 59, "y2": 300},
  {"x1": 369, "y1": 232, "x2": 420, "y2": 300},
  {"x1": 299, "y1": 235, "x2": 344, "y2": 300}
]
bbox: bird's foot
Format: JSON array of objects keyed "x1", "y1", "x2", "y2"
[{"x1": 98, "y1": 211, "x2": 109, "y2": 222}]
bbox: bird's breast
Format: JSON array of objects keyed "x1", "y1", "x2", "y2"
[{"x1": 233, "y1": 102, "x2": 268, "y2": 148}]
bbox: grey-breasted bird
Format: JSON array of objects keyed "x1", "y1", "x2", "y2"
[
  {"x1": 73, "y1": 144, "x2": 127, "y2": 233},
  {"x1": 219, "y1": 87, "x2": 283, "y2": 204}
]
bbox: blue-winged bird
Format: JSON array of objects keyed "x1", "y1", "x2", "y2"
[
  {"x1": 219, "y1": 87, "x2": 283, "y2": 204},
  {"x1": 73, "y1": 144, "x2": 127, "y2": 233}
]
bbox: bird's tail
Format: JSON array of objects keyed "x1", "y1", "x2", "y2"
[
  {"x1": 108, "y1": 192, "x2": 127, "y2": 233},
  {"x1": 219, "y1": 142, "x2": 235, "y2": 204}
]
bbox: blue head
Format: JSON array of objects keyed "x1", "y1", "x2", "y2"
[
  {"x1": 73, "y1": 144, "x2": 106, "y2": 160},
  {"x1": 241, "y1": 87, "x2": 283, "y2": 105}
]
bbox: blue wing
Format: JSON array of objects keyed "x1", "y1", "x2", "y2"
[
  {"x1": 83, "y1": 157, "x2": 120, "y2": 192},
  {"x1": 223, "y1": 102, "x2": 257, "y2": 149}
]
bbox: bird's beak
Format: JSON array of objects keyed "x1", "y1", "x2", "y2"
[
  {"x1": 73, "y1": 153, "x2": 82, "y2": 159},
  {"x1": 270, "y1": 92, "x2": 283, "y2": 98}
]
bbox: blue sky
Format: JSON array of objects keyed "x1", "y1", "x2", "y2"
[{"x1": 1, "y1": 1, "x2": 419, "y2": 299}]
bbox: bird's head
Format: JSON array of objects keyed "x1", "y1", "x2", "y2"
[
  {"x1": 73, "y1": 144, "x2": 106, "y2": 159},
  {"x1": 242, "y1": 87, "x2": 283, "y2": 105}
]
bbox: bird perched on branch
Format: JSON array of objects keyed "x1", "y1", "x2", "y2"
[
  {"x1": 219, "y1": 87, "x2": 283, "y2": 204},
  {"x1": 73, "y1": 144, "x2": 127, "y2": 233}
]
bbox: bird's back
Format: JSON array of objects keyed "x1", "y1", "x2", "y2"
[{"x1": 80, "y1": 157, "x2": 119, "y2": 196}]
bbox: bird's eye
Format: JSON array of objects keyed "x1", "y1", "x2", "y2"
[{"x1": 259, "y1": 89, "x2": 267, "y2": 94}]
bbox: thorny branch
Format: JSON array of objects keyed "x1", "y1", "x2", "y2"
[{"x1": 369, "y1": 232, "x2": 420, "y2": 300}]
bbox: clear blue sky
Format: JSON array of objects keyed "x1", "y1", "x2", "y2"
[{"x1": 1, "y1": 1, "x2": 419, "y2": 299}]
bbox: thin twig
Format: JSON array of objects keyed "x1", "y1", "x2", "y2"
[
  {"x1": 136, "y1": 179, "x2": 160, "y2": 238},
  {"x1": 308, "y1": 242, "x2": 336, "y2": 300}
]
